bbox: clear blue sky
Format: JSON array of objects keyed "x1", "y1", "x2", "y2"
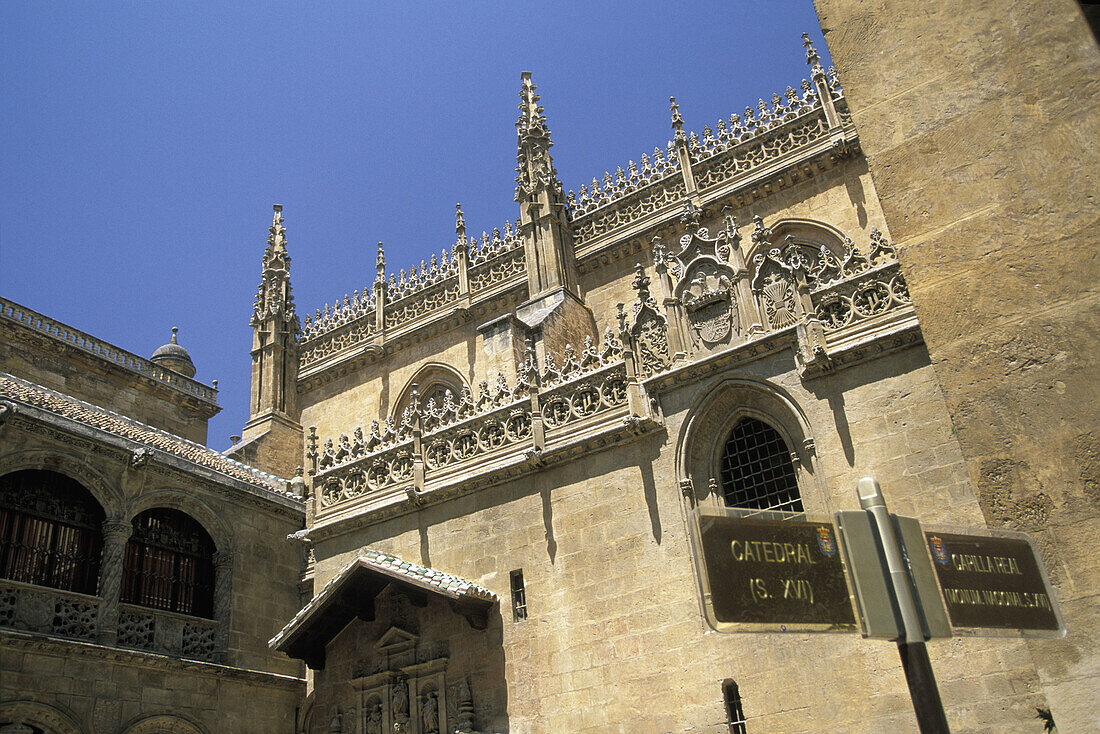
[{"x1": 0, "y1": 1, "x2": 830, "y2": 451}]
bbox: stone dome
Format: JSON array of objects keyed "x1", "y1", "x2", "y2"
[{"x1": 150, "y1": 326, "x2": 196, "y2": 378}]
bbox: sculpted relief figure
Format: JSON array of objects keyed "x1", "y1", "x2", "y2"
[
  {"x1": 365, "y1": 702, "x2": 382, "y2": 734},
  {"x1": 422, "y1": 691, "x2": 439, "y2": 733}
]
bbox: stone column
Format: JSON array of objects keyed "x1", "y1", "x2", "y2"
[
  {"x1": 96, "y1": 518, "x2": 133, "y2": 646},
  {"x1": 212, "y1": 550, "x2": 234, "y2": 663}
]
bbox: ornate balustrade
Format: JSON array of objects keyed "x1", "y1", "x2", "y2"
[
  {"x1": 312, "y1": 331, "x2": 633, "y2": 517},
  {"x1": 539, "y1": 361, "x2": 628, "y2": 433},
  {"x1": 0, "y1": 297, "x2": 218, "y2": 405},
  {"x1": 468, "y1": 242, "x2": 526, "y2": 294},
  {"x1": 0, "y1": 578, "x2": 221, "y2": 663},
  {"x1": 812, "y1": 261, "x2": 911, "y2": 334},
  {"x1": 566, "y1": 143, "x2": 682, "y2": 218},
  {"x1": 298, "y1": 220, "x2": 528, "y2": 375},
  {"x1": 567, "y1": 72, "x2": 850, "y2": 250},
  {"x1": 692, "y1": 110, "x2": 831, "y2": 192},
  {"x1": 0, "y1": 578, "x2": 100, "y2": 643},
  {"x1": 422, "y1": 398, "x2": 533, "y2": 474},
  {"x1": 317, "y1": 438, "x2": 416, "y2": 508},
  {"x1": 116, "y1": 603, "x2": 219, "y2": 662}
]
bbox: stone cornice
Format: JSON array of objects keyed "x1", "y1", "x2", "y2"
[{"x1": 0, "y1": 628, "x2": 305, "y2": 690}]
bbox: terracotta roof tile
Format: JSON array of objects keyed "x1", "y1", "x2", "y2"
[{"x1": 0, "y1": 372, "x2": 297, "y2": 500}]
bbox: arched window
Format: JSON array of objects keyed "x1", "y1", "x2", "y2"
[
  {"x1": 0, "y1": 470, "x2": 105, "y2": 595},
  {"x1": 121, "y1": 509, "x2": 215, "y2": 618},
  {"x1": 393, "y1": 364, "x2": 468, "y2": 420},
  {"x1": 719, "y1": 417, "x2": 803, "y2": 512},
  {"x1": 723, "y1": 679, "x2": 747, "y2": 733}
]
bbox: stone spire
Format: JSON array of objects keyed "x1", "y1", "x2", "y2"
[
  {"x1": 513, "y1": 72, "x2": 578, "y2": 300},
  {"x1": 514, "y1": 71, "x2": 563, "y2": 205},
  {"x1": 251, "y1": 204, "x2": 298, "y2": 329},
  {"x1": 233, "y1": 204, "x2": 303, "y2": 477}
]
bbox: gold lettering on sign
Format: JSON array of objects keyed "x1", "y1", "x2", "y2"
[
  {"x1": 730, "y1": 540, "x2": 815, "y2": 565},
  {"x1": 949, "y1": 554, "x2": 1023, "y2": 575}
]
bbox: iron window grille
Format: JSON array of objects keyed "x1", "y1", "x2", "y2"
[
  {"x1": 719, "y1": 417, "x2": 803, "y2": 512},
  {"x1": 121, "y1": 508, "x2": 216, "y2": 618},
  {"x1": 723, "y1": 679, "x2": 747, "y2": 733},
  {"x1": 0, "y1": 470, "x2": 104, "y2": 595}
]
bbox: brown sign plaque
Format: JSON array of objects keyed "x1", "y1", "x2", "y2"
[
  {"x1": 694, "y1": 510, "x2": 856, "y2": 632},
  {"x1": 925, "y1": 530, "x2": 1063, "y2": 634}
]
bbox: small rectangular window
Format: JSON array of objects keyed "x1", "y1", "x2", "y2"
[
  {"x1": 724, "y1": 679, "x2": 746, "y2": 733},
  {"x1": 510, "y1": 569, "x2": 527, "y2": 621}
]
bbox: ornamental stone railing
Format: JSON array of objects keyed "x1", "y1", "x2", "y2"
[
  {"x1": 569, "y1": 62, "x2": 851, "y2": 249},
  {"x1": 298, "y1": 223, "x2": 528, "y2": 373},
  {"x1": 468, "y1": 241, "x2": 526, "y2": 294},
  {"x1": 0, "y1": 578, "x2": 100, "y2": 643},
  {"x1": 117, "y1": 603, "x2": 219, "y2": 662},
  {"x1": 812, "y1": 261, "x2": 911, "y2": 333},
  {"x1": 0, "y1": 577, "x2": 221, "y2": 663},
  {"x1": 312, "y1": 331, "x2": 631, "y2": 516},
  {"x1": 0, "y1": 297, "x2": 219, "y2": 405},
  {"x1": 538, "y1": 362, "x2": 629, "y2": 433}
]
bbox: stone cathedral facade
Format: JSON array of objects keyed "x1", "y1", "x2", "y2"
[{"x1": 0, "y1": 33, "x2": 1081, "y2": 734}]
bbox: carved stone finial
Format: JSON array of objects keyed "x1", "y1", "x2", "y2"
[
  {"x1": 721, "y1": 205, "x2": 738, "y2": 237},
  {"x1": 802, "y1": 32, "x2": 826, "y2": 79},
  {"x1": 669, "y1": 96, "x2": 684, "y2": 138},
  {"x1": 751, "y1": 215, "x2": 772, "y2": 246},
  {"x1": 129, "y1": 447, "x2": 153, "y2": 469},
  {"x1": 252, "y1": 203, "x2": 297, "y2": 331},
  {"x1": 515, "y1": 71, "x2": 561, "y2": 203},
  {"x1": 0, "y1": 400, "x2": 16, "y2": 427},
  {"x1": 616, "y1": 302, "x2": 628, "y2": 336},
  {"x1": 652, "y1": 235, "x2": 666, "y2": 269},
  {"x1": 632, "y1": 263, "x2": 652, "y2": 303},
  {"x1": 680, "y1": 200, "x2": 702, "y2": 230},
  {"x1": 455, "y1": 203, "x2": 466, "y2": 240},
  {"x1": 375, "y1": 241, "x2": 386, "y2": 283}
]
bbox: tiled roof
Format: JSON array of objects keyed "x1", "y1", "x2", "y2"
[
  {"x1": 0, "y1": 372, "x2": 297, "y2": 499},
  {"x1": 270, "y1": 548, "x2": 497, "y2": 657},
  {"x1": 358, "y1": 548, "x2": 497, "y2": 602}
]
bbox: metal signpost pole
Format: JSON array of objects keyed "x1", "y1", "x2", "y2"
[{"x1": 857, "y1": 477, "x2": 950, "y2": 734}]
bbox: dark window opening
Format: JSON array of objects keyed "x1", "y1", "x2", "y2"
[
  {"x1": 510, "y1": 569, "x2": 527, "y2": 621},
  {"x1": 121, "y1": 508, "x2": 215, "y2": 618},
  {"x1": 723, "y1": 679, "x2": 747, "y2": 733},
  {"x1": 719, "y1": 417, "x2": 803, "y2": 512},
  {"x1": 0, "y1": 470, "x2": 105, "y2": 595}
]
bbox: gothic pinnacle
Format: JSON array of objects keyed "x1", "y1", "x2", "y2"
[
  {"x1": 376, "y1": 242, "x2": 386, "y2": 283},
  {"x1": 670, "y1": 96, "x2": 684, "y2": 135},
  {"x1": 802, "y1": 32, "x2": 825, "y2": 76},
  {"x1": 455, "y1": 203, "x2": 466, "y2": 241}
]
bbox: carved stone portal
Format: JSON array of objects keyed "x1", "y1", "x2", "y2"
[{"x1": 346, "y1": 625, "x2": 480, "y2": 734}]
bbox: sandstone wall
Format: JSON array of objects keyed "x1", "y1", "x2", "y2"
[
  {"x1": 0, "y1": 640, "x2": 303, "y2": 733},
  {"x1": 307, "y1": 344, "x2": 1046, "y2": 732},
  {"x1": 813, "y1": 0, "x2": 1100, "y2": 727}
]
